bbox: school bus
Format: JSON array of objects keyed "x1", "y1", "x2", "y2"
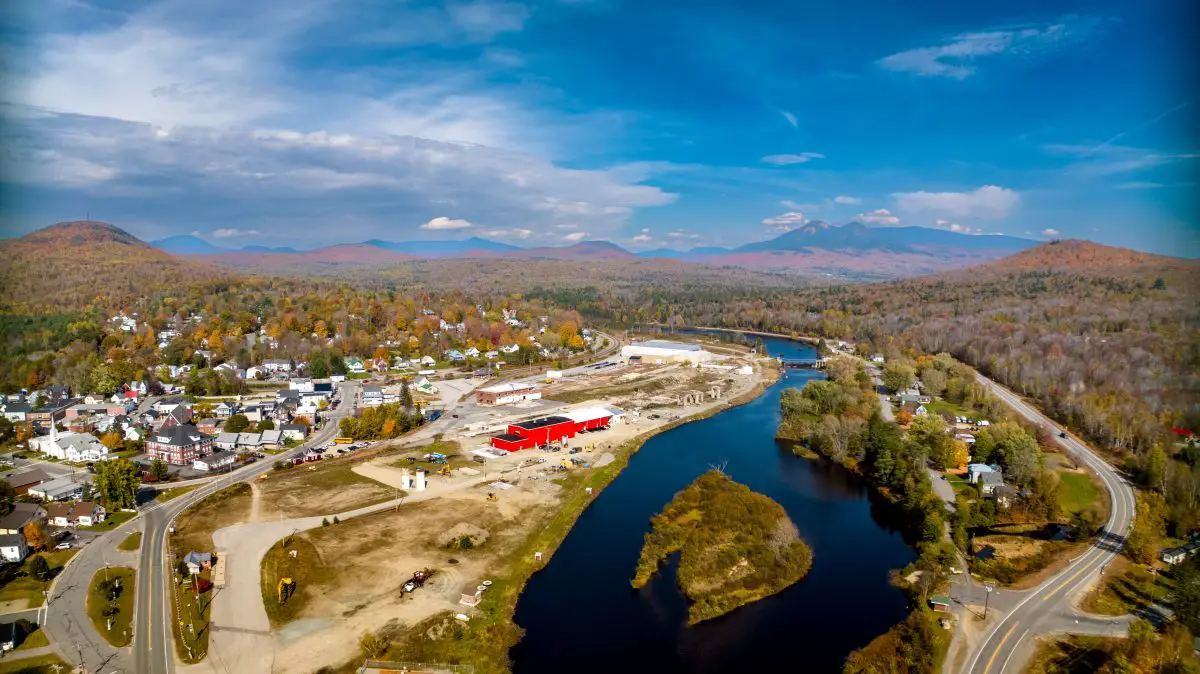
[{"x1": 334, "y1": 437, "x2": 354, "y2": 444}]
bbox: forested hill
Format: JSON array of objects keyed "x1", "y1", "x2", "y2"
[
  {"x1": 0, "y1": 221, "x2": 229, "y2": 313},
  {"x1": 645, "y1": 241, "x2": 1198, "y2": 477}
]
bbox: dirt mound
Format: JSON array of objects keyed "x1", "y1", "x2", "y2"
[{"x1": 436, "y1": 522, "x2": 490, "y2": 548}]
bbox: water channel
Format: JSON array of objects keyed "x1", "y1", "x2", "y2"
[{"x1": 511, "y1": 334, "x2": 915, "y2": 673}]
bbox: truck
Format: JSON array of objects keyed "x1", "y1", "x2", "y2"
[{"x1": 402, "y1": 568, "x2": 435, "y2": 593}]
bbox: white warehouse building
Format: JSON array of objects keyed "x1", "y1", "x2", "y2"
[{"x1": 621, "y1": 340, "x2": 713, "y2": 365}]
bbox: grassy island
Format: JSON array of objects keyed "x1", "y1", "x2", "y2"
[{"x1": 631, "y1": 470, "x2": 812, "y2": 624}]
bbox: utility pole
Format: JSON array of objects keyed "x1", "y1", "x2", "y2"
[{"x1": 983, "y1": 582, "x2": 993, "y2": 619}]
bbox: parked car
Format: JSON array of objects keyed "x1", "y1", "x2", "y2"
[{"x1": 55, "y1": 542, "x2": 72, "y2": 550}]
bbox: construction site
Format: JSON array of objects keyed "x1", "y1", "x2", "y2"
[{"x1": 185, "y1": 334, "x2": 774, "y2": 674}]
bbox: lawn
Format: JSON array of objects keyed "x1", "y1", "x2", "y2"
[
  {"x1": 119, "y1": 531, "x2": 142, "y2": 551},
  {"x1": 80, "y1": 510, "x2": 137, "y2": 532},
  {"x1": 1083, "y1": 563, "x2": 1174, "y2": 616},
  {"x1": 257, "y1": 461, "x2": 396, "y2": 518},
  {"x1": 923, "y1": 399, "x2": 975, "y2": 419},
  {"x1": 259, "y1": 534, "x2": 332, "y2": 629},
  {"x1": 12, "y1": 627, "x2": 48, "y2": 651},
  {"x1": 86, "y1": 566, "x2": 135, "y2": 647},
  {"x1": 1057, "y1": 471, "x2": 1101, "y2": 516},
  {"x1": 0, "y1": 550, "x2": 79, "y2": 609},
  {"x1": 171, "y1": 568, "x2": 215, "y2": 663},
  {"x1": 0, "y1": 654, "x2": 73, "y2": 674},
  {"x1": 156, "y1": 485, "x2": 199, "y2": 502}
]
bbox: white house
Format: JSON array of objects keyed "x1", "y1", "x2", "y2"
[
  {"x1": 421, "y1": 355, "x2": 437, "y2": 365},
  {"x1": 194, "y1": 451, "x2": 237, "y2": 472},
  {"x1": 262, "y1": 359, "x2": 293, "y2": 373},
  {"x1": 346, "y1": 358, "x2": 366, "y2": 374},
  {"x1": 30, "y1": 427, "x2": 108, "y2": 462},
  {"x1": 0, "y1": 534, "x2": 29, "y2": 564},
  {"x1": 464, "y1": 347, "x2": 480, "y2": 358}
]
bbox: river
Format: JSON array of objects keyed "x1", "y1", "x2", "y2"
[{"x1": 510, "y1": 334, "x2": 915, "y2": 673}]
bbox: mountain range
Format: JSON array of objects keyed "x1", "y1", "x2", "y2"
[{"x1": 149, "y1": 221, "x2": 1043, "y2": 278}]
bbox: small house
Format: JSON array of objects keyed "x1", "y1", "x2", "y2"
[
  {"x1": 45, "y1": 503, "x2": 73, "y2": 528},
  {"x1": 194, "y1": 451, "x2": 237, "y2": 472},
  {"x1": 70, "y1": 501, "x2": 105, "y2": 527},
  {"x1": 929, "y1": 595, "x2": 952, "y2": 613},
  {"x1": 966, "y1": 464, "x2": 999, "y2": 484},
  {"x1": 215, "y1": 432, "x2": 240, "y2": 451},
  {"x1": 281, "y1": 424, "x2": 307, "y2": 442},
  {"x1": 978, "y1": 471, "x2": 1004, "y2": 496},
  {"x1": 0, "y1": 534, "x2": 29, "y2": 564},
  {"x1": 184, "y1": 551, "x2": 214, "y2": 575}
]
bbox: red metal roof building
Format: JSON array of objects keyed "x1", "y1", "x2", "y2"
[{"x1": 489, "y1": 407, "x2": 617, "y2": 452}]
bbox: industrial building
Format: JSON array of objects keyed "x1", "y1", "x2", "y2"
[
  {"x1": 475, "y1": 382, "x2": 542, "y2": 406},
  {"x1": 620, "y1": 340, "x2": 713, "y2": 365},
  {"x1": 489, "y1": 406, "x2": 619, "y2": 451}
]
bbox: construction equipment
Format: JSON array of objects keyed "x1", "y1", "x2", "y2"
[
  {"x1": 277, "y1": 578, "x2": 296, "y2": 604},
  {"x1": 486, "y1": 493, "x2": 498, "y2": 502},
  {"x1": 438, "y1": 466, "x2": 451, "y2": 476}
]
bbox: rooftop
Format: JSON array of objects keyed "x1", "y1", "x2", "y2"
[
  {"x1": 480, "y1": 382, "x2": 538, "y2": 394},
  {"x1": 628, "y1": 340, "x2": 705, "y2": 352},
  {"x1": 512, "y1": 415, "x2": 571, "y2": 431}
]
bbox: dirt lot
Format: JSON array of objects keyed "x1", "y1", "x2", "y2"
[
  {"x1": 171, "y1": 483, "x2": 253, "y2": 553},
  {"x1": 256, "y1": 461, "x2": 399, "y2": 518},
  {"x1": 267, "y1": 482, "x2": 553, "y2": 673}
]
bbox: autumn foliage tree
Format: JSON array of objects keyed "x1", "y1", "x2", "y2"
[{"x1": 22, "y1": 521, "x2": 48, "y2": 552}]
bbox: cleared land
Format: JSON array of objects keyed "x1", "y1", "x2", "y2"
[
  {"x1": 86, "y1": 566, "x2": 135, "y2": 647},
  {"x1": 257, "y1": 461, "x2": 398, "y2": 518},
  {"x1": 972, "y1": 526, "x2": 1082, "y2": 587},
  {"x1": 1082, "y1": 559, "x2": 1174, "y2": 616},
  {"x1": 1057, "y1": 471, "x2": 1101, "y2": 516}
]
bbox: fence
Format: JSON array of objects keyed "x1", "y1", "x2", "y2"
[{"x1": 357, "y1": 660, "x2": 475, "y2": 674}]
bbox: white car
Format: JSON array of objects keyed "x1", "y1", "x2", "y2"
[
  {"x1": 55, "y1": 542, "x2": 72, "y2": 550},
  {"x1": 403, "y1": 582, "x2": 416, "y2": 593}
]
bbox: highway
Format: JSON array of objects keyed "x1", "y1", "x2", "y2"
[{"x1": 962, "y1": 373, "x2": 1137, "y2": 674}]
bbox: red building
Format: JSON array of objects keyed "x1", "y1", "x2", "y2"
[
  {"x1": 490, "y1": 407, "x2": 616, "y2": 452},
  {"x1": 146, "y1": 424, "x2": 214, "y2": 466}
]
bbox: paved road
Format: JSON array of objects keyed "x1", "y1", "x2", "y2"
[{"x1": 962, "y1": 373, "x2": 1137, "y2": 674}]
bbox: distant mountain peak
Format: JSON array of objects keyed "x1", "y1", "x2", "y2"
[{"x1": 26, "y1": 220, "x2": 143, "y2": 247}]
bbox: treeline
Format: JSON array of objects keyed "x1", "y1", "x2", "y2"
[{"x1": 338, "y1": 403, "x2": 423, "y2": 440}]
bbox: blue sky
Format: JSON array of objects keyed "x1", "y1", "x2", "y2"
[{"x1": 1, "y1": 0, "x2": 1196, "y2": 254}]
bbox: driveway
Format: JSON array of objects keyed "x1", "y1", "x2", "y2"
[{"x1": 927, "y1": 468, "x2": 957, "y2": 512}]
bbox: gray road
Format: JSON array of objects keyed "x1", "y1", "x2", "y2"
[{"x1": 961, "y1": 374, "x2": 1137, "y2": 674}]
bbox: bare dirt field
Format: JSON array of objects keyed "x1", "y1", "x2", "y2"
[
  {"x1": 256, "y1": 461, "x2": 400, "y2": 518},
  {"x1": 171, "y1": 483, "x2": 253, "y2": 553},
  {"x1": 266, "y1": 483, "x2": 553, "y2": 673}
]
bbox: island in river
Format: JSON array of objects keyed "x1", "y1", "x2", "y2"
[{"x1": 631, "y1": 469, "x2": 813, "y2": 624}]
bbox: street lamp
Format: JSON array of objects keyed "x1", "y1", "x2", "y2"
[{"x1": 984, "y1": 582, "x2": 994, "y2": 619}]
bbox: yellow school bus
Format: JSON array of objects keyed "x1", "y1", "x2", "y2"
[{"x1": 334, "y1": 437, "x2": 354, "y2": 444}]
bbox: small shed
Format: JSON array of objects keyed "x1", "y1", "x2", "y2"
[{"x1": 929, "y1": 595, "x2": 952, "y2": 612}]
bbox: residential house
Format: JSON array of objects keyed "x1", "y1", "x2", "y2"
[
  {"x1": 213, "y1": 402, "x2": 237, "y2": 418},
  {"x1": 0, "y1": 534, "x2": 28, "y2": 564},
  {"x1": 484, "y1": 350, "x2": 499, "y2": 360},
  {"x1": 1, "y1": 401, "x2": 31, "y2": 423},
  {"x1": 280, "y1": 424, "x2": 307, "y2": 442},
  {"x1": 194, "y1": 451, "x2": 237, "y2": 472},
  {"x1": 146, "y1": 424, "x2": 214, "y2": 466},
  {"x1": 29, "y1": 398, "x2": 77, "y2": 430},
  {"x1": 420, "y1": 355, "x2": 437, "y2": 365},
  {"x1": 362, "y1": 386, "x2": 383, "y2": 407},
  {"x1": 978, "y1": 471, "x2": 1004, "y2": 496},
  {"x1": 184, "y1": 551, "x2": 213, "y2": 574},
  {"x1": 259, "y1": 430, "x2": 283, "y2": 448},
  {"x1": 914, "y1": 405, "x2": 928, "y2": 416},
  {"x1": 195, "y1": 418, "x2": 222, "y2": 435},
  {"x1": 993, "y1": 485, "x2": 1018, "y2": 509},
  {"x1": 156, "y1": 404, "x2": 193, "y2": 431},
  {"x1": 153, "y1": 397, "x2": 186, "y2": 414},
  {"x1": 30, "y1": 427, "x2": 108, "y2": 462},
  {"x1": 445, "y1": 350, "x2": 465, "y2": 362},
  {"x1": 0, "y1": 503, "x2": 46, "y2": 534},
  {"x1": 967, "y1": 463, "x2": 1000, "y2": 484},
  {"x1": 870, "y1": 354, "x2": 885, "y2": 364},
  {"x1": 236, "y1": 432, "x2": 263, "y2": 450},
  {"x1": 262, "y1": 359, "x2": 292, "y2": 373},
  {"x1": 500, "y1": 344, "x2": 520, "y2": 354},
  {"x1": 28, "y1": 477, "x2": 86, "y2": 502},
  {"x1": 45, "y1": 503, "x2": 73, "y2": 528},
  {"x1": 346, "y1": 357, "x2": 366, "y2": 374},
  {"x1": 1161, "y1": 541, "x2": 1200, "y2": 565},
  {"x1": 215, "y1": 432, "x2": 240, "y2": 451},
  {"x1": 464, "y1": 347, "x2": 480, "y2": 358},
  {"x1": 289, "y1": 378, "x2": 314, "y2": 393},
  {"x1": 70, "y1": 502, "x2": 105, "y2": 527},
  {"x1": 276, "y1": 389, "x2": 302, "y2": 406},
  {"x1": 241, "y1": 405, "x2": 264, "y2": 424},
  {"x1": 244, "y1": 365, "x2": 265, "y2": 380}
]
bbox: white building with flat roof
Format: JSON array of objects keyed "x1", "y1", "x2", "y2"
[
  {"x1": 475, "y1": 382, "x2": 542, "y2": 406},
  {"x1": 621, "y1": 340, "x2": 712, "y2": 365}
]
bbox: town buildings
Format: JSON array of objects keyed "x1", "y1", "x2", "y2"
[{"x1": 146, "y1": 424, "x2": 215, "y2": 466}]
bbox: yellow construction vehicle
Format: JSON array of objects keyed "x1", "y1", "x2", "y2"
[
  {"x1": 439, "y1": 466, "x2": 451, "y2": 476},
  {"x1": 486, "y1": 493, "x2": 498, "y2": 502},
  {"x1": 278, "y1": 578, "x2": 296, "y2": 604}
]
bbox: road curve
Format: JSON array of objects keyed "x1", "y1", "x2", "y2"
[{"x1": 962, "y1": 374, "x2": 1137, "y2": 674}]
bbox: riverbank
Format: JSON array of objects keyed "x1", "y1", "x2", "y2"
[{"x1": 372, "y1": 365, "x2": 781, "y2": 673}]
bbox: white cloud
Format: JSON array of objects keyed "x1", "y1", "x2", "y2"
[
  {"x1": 892, "y1": 185, "x2": 1019, "y2": 220},
  {"x1": 1042, "y1": 228, "x2": 1061, "y2": 238},
  {"x1": 1043, "y1": 143, "x2": 1199, "y2": 177},
  {"x1": 879, "y1": 17, "x2": 1101, "y2": 79},
  {"x1": 421, "y1": 216, "x2": 473, "y2": 230},
  {"x1": 761, "y1": 152, "x2": 824, "y2": 166},
  {"x1": 779, "y1": 110, "x2": 799, "y2": 129},
  {"x1": 761, "y1": 211, "x2": 808, "y2": 230},
  {"x1": 933, "y1": 219, "x2": 979, "y2": 234},
  {"x1": 833, "y1": 195, "x2": 861, "y2": 205},
  {"x1": 563, "y1": 231, "x2": 588, "y2": 242},
  {"x1": 667, "y1": 229, "x2": 699, "y2": 240},
  {"x1": 212, "y1": 228, "x2": 260, "y2": 238},
  {"x1": 630, "y1": 231, "x2": 652, "y2": 244},
  {"x1": 855, "y1": 208, "x2": 900, "y2": 225}
]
